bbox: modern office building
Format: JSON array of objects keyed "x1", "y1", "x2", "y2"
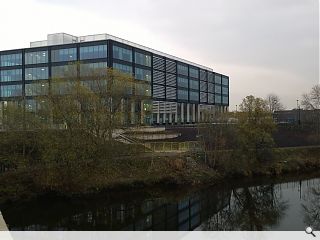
[{"x1": 0, "y1": 33, "x2": 229, "y2": 125}]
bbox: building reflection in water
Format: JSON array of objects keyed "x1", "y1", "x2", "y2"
[{"x1": 2, "y1": 188, "x2": 231, "y2": 231}]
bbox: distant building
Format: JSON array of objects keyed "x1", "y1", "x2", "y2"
[
  {"x1": 0, "y1": 33, "x2": 230, "y2": 126},
  {"x1": 273, "y1": 109, "x2": 320, "y2": 124}
]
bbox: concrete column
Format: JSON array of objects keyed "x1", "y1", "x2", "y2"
[
  {"x1": 175, "y1": 103, "x2": 178, "y2": 124},
  {"x1": 157, "y1": 102, "x2": 160, "y2": 124},
  {"x1": 192, "y1": 104, "x2": 196, "y2": 123},
  {"x1": 181, "y1": 103, "x2": 184, "y2": 123},
  {"x1": 131, "y1": 101, "x2": 135, "y2": 125},
  {"x1": 120, "y1": 98, "x2": 125, "y2": 124},
  {"x1": 187, "y1": 103, "x2": 190, "y2": 123},
  {"x1": 169, "y1": 112, "x2": 172, "y2": 124},
  {"x1": 197, "y1": 104, "x2": 201, "y2": 123},
  {"x1": 140, "y1": 100, "x2": 144, "y2": 125}
]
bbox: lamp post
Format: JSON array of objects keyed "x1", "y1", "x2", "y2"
[{"x1": 296, "y1": 99, "x2": 301, "y2": 125}]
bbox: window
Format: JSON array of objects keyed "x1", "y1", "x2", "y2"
[
  {"x1": 215, "y1": 95, "x2": 222, "y2": 104},
  {"x1": 223, "y1": 96, "x2": 229, "y2": 104},
  {"x1": 177, "y1": 64, "x2": 188, "y2": 76},
  {"x1": 25, "y1": 67, "x2": 48, "y2": 80},
  {"x1": 51, "y1": 48, "x2": 77, "y2": 62},
  {"x1": 208, "y1": 72, "x2": 214, "y2": 83},
  {"x1": 0, "y1": 85, "x2": 22, "y2": 97},
  {"x1": 0, "y1": 53, "x2": 22, "y2": 67},
  {"x1": 113, "y1": 45, "x2": 132, "y2": 62},
  {"x1": 178, "y1": 89, "x2": 188, "y2": 100},
  {"x1": 25, "y1": 82, "x2": 49, "y2": 96},
  {"x1": 80, "y1": 62, "x2": 107, "y2": 76},
  {"x1": 190, "y1": 91, "x2": 199, "y2": 101},
  {"x1": 177, "y1": 76, "x2": 188, "y2": 88},
  {"x1": 81, "y1": 79, "x2": 108, "y2": 92},
  {"x1": 222, "y1": 76, "x2": 229, "y2": 86},
  {"x1": 135, "y1": 68, "x2": 151, "y2": 82},
  {"x1": 80, "y1": 45, "x2": 107, "y2": 60},
  {"x1": 215, "y1": 85, "x2": 221, "y2": 94},
  {"x1": 113, "y1": 63, "x2": 132, "y2": 74},
  {"x1": 215, "y1": 74, "x2": 222, "y2": 84},
  {"x1": 25, "y1": 51, "x2": 48, "y2": 64},
  {"x1": 135, "y1": 83, "x2": 151, "y2": 96},
  {"x1": 189, "y1": 79, "x2": 199, "y2": 90},
  {"x1": 52, "y1": 65, "x2": 77, "y2": 78},
  {"x1": 0, "y1": 69, "x2": 22, "y2": 82},
  {"x1": 135, "y1": 52, "x2": 151, "y2": 67},
  {"x1": 189, "y1": 67, "x2": 199, "y2": 79},
  {"x1": 222, "y1": 86, "x2": 228, "y2": 95}
]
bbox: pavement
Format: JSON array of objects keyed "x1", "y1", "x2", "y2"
[{"x1": 0, "y1": 211, "x2": 8, "y2": 231}]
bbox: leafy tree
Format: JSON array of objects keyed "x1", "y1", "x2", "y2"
[{"x1": 237, "y1": 95, "x2": 276, "y2": 162}]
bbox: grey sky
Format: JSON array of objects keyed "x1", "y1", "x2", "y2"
[{"x1": 1, "y1": 0, "x2": 319, "y2": 109}]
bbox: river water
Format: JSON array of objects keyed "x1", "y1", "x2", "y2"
[{"x1": 1, "y1": 175, "x2": 320, "y2": 231}]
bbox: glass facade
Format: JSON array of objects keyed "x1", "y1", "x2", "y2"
[
  {"x1": 25, "y1": 67, "x2": 48, "y2": 80},
  {"x1": 25, "y1": 51, "x2": 48, "y2": 65},
  {"x1": 0, "y1": 53, "x2": 22, "y2": 67},
  {"x1": 52, "y1": 65, "x2": 77, "y2": 78},
  {"x1": 113, "y1": 46, "x2": 132, "y2": 62},
  {"x1": 0, "y1": 38, "x2": 229, "y2": 124},
  {"x1": 177, "y1": 64, "x2": 188, "y2": 76},
  {"x1": 222, "y1": 96, "x2": 229, "y2": 104},
  {"x1": 0, "y1": 85, "x2": 22, "y2": 97},
  {"x1": 80, "y1": 62, "x2": 107, "y2": 76},
  {"x1": 215, "y1": 95, "x2": 222, "y2": 104},
  {"x1": 51, "y1": 48, "x2": 77, "y2": 62},
  {"x1": 189, "y1": 79, "x2": 199, "y2": 90},
  {"x1": 189, "y1": 68, "x2": 199, "y2": 79},
  {"x1": 135, "y1": 68, "x2": 151, "y2": 82},
  {"x1": 222, "y1": 76, "x2": 229, "y2": 86},
  {"x1": 135, "y1": 83, "x2": 151, "y2": 96},
  {"x1": 190, "y1": 91, "x2": 199, "y2": 101},
  {"x1": 215, "y1": 74, "x2": 222, "y2": 84},
  {"x1": 113, "y1": 63, "x2": 132, "y2": 74},
  {"x1": 222, "y1": 86, "x2": 228, "y2": 95},
  {"x1": 215, "y1": 85, "x2": 221, "y2": 94},
  {"x1": 177, "y1": 76, "x2": 188, "y2": 88},
  {"x1": 80, "y1": 45, "x2": 107, "y2": 60},
  {"x1": 25, "y1": 82, "x2": 49, "y2": 96},
  {"x1": 178, "y1": 89, "x2": 188, "y2": 100},
  {"x1": 135, "y1": 52, "x2": 151, "y2": 67},
  {"x1": 0, "y1": 69, "x2": 22, "y2": 82}
]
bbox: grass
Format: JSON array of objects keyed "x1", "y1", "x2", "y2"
[{"x1": 0, "y1": 146, "x2": 319, "y2": 205}]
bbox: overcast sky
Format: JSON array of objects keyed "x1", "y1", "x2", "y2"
[{"x1": 0, "y1": 0, "x2": 319, "y2": 109}]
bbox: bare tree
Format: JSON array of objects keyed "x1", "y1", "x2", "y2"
[
  {"x1": 301, "y1": 84, "x2": 320, "y2": 144},
  {"x1": 301, "y1": 84, "x2": 320, "y2": 110},
  {"x1": 266, "y1": 93, "x2": 284, "y2": 112}
]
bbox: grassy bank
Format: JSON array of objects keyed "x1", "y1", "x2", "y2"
[{"x1": 0, "y1": 146, "x2": 319, "y2": 205}]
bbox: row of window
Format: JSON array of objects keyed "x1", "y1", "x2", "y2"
[
  {"x1": 1, "y1": 54, "x2": 228, "y2": 86},
  {"x1": 0, "y1": 54, "x2": 22, "y2": 67},
  {"x1": 0, "y1": 83, "x2": 228, "y2": 104}
]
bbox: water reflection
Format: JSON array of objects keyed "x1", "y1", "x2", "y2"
[
  {"x1": 201, "y1": 185, "x2": 288, "y2": 230},
  {"x1": 302, "y1": 184, "x2": 320, "y2": 229},
  {"x1": 2, "y1": 177, "x2": 320, "y2": 231}
]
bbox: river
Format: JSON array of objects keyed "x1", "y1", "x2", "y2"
[{"x1": 1, "y1": 175, "x2": 320, "y2": 231}]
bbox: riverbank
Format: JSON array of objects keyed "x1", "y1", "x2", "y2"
[{"x1": 0, "y1": 146, "x2": 319, "y2": 205}]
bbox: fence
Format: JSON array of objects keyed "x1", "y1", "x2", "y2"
[{"x1": 143, "y1": 141, "x2": 201, "y2": 153}]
